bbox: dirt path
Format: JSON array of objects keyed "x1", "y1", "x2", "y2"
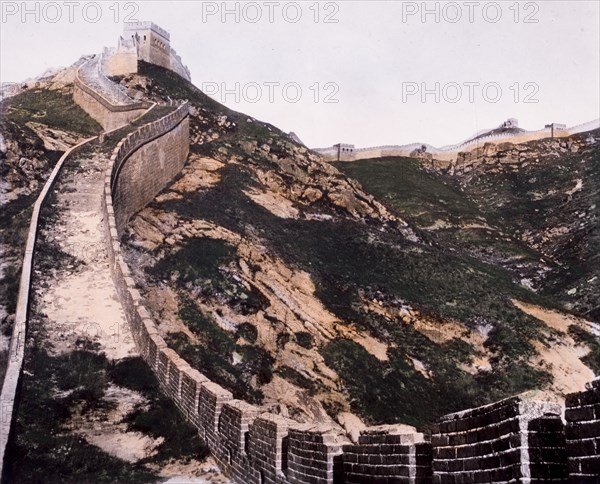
[
  {"x1": 30, "y1": 152, "x2": 228, "y2": 481},
  {"x1": 39, "y1": 153, "x2": 134, "y2": 358}
]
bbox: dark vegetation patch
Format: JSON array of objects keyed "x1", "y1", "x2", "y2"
[
  {"x1": 334, "y1": 156, "x2": 549, "y2": 285},
  {"x1": 294, "y1": 331, "x2": 314, "y2": 349},
  {"x1": 165, "y1": 302, "x2": 274, "y2": 404},
  {"x1": 236, "y1": 322, "x2": 258, "y2": 343},
  {"x1": 0, "y1": 192, "x2": 41, "y2": 336},
  {"x1": 8, "y1": 343, "x2": 157, "y2": 483},
  {"x1": 568, "y1": 326, "x2": 600, "y2": 375},
  {"x1": 276, "y1": 365, "x2": 322, "y2": 395},
  {"x1": 9, "y1": 330, "x2": 209, "y2": 483},
  {"x1": 322, "y1": 337, "x2": 551, "y2": 429},
  {"x1": 0, "y1": 350, "x2": 7, "y2": 391},
  {"x1": 1, "y1": 88, "x2": 101, "y2": 137},
  {"x1": 335, "y1": 157, "x2": 480, "y2": 227},
  {"x1": 451, "y1": 131, "x2": 600, "y2": 319},
  {"x1": 149, "y1": 237, "x2": 268, "y2": 315},
  {"x1": 112, "y1": 357, "x2": 209, "y2": 464}
]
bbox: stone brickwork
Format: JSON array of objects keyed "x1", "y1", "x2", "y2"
[
  {"x1": 432, "y1": 396, "x2": 568, "y2": 483},
  {"x1": 342, "y1": 426, "x2": 432, "y2": 483},
  {"x1": 73, "y1": 57, "x2": 151, "y2": 130},
  {"x1": 110, "y1": 102, "x2": 190, "y2": 233},
  {"x1": 248, "y1": 414, "x2": 297, "y2": 483},
  {"x1": 287, "y1": 427, "x2": 347, "y2": 483},
  {"x1": 214, "y1": 401, "x2": 261, "y2": 476},
  {"x1": 565, "y1": 378, "x2": 600, "y2": 482}
]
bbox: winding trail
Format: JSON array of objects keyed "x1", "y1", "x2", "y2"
[{"x1": 37, "y1": 152, "x2": 135, "y2": 357}]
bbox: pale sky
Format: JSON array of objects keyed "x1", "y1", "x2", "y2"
[{"x1": 1, "y1": 0, "x2": 599, "y2": 148}]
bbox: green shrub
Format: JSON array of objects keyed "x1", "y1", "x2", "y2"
[
  {"x1": 295, "y1": 331, "x2": 314, "y2": 349},
  {"x1": 236, "y1": 323, "x2": 258, "y2": 343}
]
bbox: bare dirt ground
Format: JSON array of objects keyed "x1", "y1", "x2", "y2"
[{"x1": 513, "y1": 300, "x2": 595, "y2": 402}]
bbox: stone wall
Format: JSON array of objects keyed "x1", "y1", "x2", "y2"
[
  {"x1": 110, "y1": 105, "x2": 189, "y2": 233},
  {"x1": 431, "y1": 396, "x2": 568, "y2": 483},
  {"x1": 73, "y1": 83, "x2": 148, "y2": 131},
  {"x1": 73, "y1": 59, "x2": 151, "y2": 131},
  {"x1": 565, "y1": 378, "x2": 600, "y2": 483},
  {"x1": 104, "y1": 50, "x2": 138, "y2": 77},
  {"x1": 314, "y1": 121, "x2": 599, "y2": 165},
  {"x1": 343, "y1": 428, "x2": 432, "y2": 483}
]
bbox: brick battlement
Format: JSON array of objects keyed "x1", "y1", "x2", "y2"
[
  {"x1": 565, "y1": 378, "x2": 600, "y2": 482},
  {"x1": 124, "y1": 21, "x2": 170, "y2": 41},
  {"x1": 73, "y1": 56, "x2": 152, "y2": 130}
]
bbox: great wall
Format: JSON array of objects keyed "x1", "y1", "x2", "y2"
[
  {"x1": 314, "y1": 118, "x2": 600, "y2": 166},
  {"x1": 1, "y1": 21, "x2": 599, "y2": 484}
]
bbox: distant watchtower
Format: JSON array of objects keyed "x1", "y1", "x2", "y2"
[
  {"x1": 123, "y1": 22, "x2": 171, "y2": 71},
  {"x1": 334, "y1": 143, "x2": 355, "y2": 161}
]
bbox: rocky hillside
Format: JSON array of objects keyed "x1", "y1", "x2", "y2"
[
  {"x1": 452, "y1": 133, "x2": 599, "y2": 322},
  {"x1": 114, "y1": 62, "x2": 599, "y2": 432}
]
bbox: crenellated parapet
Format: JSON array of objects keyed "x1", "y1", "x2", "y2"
[
  {"x1": 73, "y1": 56, "x2": 152, "y2": 130},
  {"x1": 431, "y1": 396, "x2": 568, "y2": 483},
  {"x1": 343, "y1": 427, "x2": 432, "y2": 483},
  {"x1": 565, "y1": 378, "x2": 600, "y2": 482}
]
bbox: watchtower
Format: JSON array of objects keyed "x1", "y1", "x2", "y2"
[
  {"x1": 123, "y1": 22, "x2": 171, "y2": 71},
  {"x1": 334, "y1": 143, "x2": 356, "y2": 162}
]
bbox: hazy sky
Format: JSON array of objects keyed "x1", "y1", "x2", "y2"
[{"x1": 1, "y1": 1, "x2": 599, "y2": 147}]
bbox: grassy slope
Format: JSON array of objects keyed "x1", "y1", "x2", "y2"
[
  {"x1": 455, "y1": 131, "x2": 600, "y2": 320},
  {"x1": 127, "y1": 63, "x2": 563, "y2": 428},
  {"x1": 334, "y1": 157, "x2": 547, "y2": 270},
  {"x1": 1, "y1": 88, "x2": 102, "y2": 138}
]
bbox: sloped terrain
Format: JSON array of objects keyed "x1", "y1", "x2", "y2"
[
  {"x1": 0, "y1": 83, "x2": 102, "y2": 386},
  {"x1": 118, "y1": 62, "x2": 599, "y2": 431},
  {"x1": 450, "y1": 133, "x2": 599, "y2": 321},
  {"x1": 2, "y1": 71, "x2": 227, "y2": 483}
]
